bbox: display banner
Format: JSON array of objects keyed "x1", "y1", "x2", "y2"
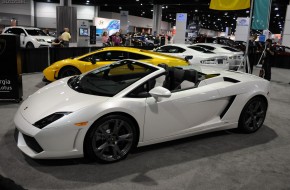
[
  {"x1": 209, "y1": 0, "x2": 250, "y2": 10},
  {"x1": 235, "y1": 17, "x2": 250, "y2": 42},
  {"x1": 252, "y1": 0, "x2": 271, "y2": 30},
  {"x1": 94, "y1": 17, "x2": 120, "y2": 36},
  {"x1": 175, "y1": 13, "x2": 187, "y2": 44},
  {"x1": 90, "y1": 25, "x2": 96, "y2": 44},
  {"x1": 0, "y1": 35, "x2": 23, "y2": 101}
]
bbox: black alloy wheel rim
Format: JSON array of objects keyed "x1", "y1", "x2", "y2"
[
  {"x1": 243, "y1": 99, "x2": 266, "y2": 131},
  {"x1": 61, "y1": 69, "x2": 78, "y2": 78},
  {"x1": 92, "y1": 119, "x2": 133, "y2": 162}
]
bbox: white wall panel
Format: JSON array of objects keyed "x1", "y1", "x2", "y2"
[
  {"x1": 36, "y1": 3, "x2": 58, "y2": 18},
  {"x1": 72, "y1": 5, "x2": 95, "y2": 20},
  {"x1": 282, "y1": 5, "x2": 290, "y2": 47},
  {"x1": 0, "y1": 0, "x2": 32, "y2": 15}
]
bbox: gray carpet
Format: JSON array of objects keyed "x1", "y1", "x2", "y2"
[{"x1": 0, "y1": 67, "x2": 290, "y2": 190}]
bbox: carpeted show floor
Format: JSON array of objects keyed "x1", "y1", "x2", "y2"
[{"x1": 0, "y1": 66, "x2": 290, "y2": 190}]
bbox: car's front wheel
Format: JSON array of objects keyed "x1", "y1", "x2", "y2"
[
  {"x1": 85, "y1": 115, "x2": 137, "y2": 163},
  {"x1": 58, "y1": 66, "x2": 80, "y2": 79},
  {"x1": 26, "y1": 42, "x2": 35, "y2": 48},
  {"x1": 238, "y1": 97, "x2": 267, "y2": 133}
]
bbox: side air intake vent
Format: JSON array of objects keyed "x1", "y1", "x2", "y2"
[{"x1": 223, "y1": 77, "x2": 240, "y2": 83}]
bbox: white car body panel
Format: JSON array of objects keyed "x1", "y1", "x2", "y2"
[
  {"x1": 14, "y1": 60, "x2": 270, "y2": 159},
  {"x1": 194, "y1": 43, "x2": 244, "y2": 70},
  {"x1": 154, "y1": 44, "x2": 230, "y2": 69},
  {"x1": 2, "y1": 26, "x2": 55, "y2": 48}
]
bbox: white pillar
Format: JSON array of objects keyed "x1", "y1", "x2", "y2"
[
  {"x1": 94, "y1": 6, "x2": 99, "y2": 18},
  {"x1": 152, "y1": 5, "x2": 162, "y2": 35},
  {"x1": 120, "y1": 11, "x2": 129, "y2": 33},
  {"x1": 282, "y1": 5, "x2": 290, "y2": 46}
]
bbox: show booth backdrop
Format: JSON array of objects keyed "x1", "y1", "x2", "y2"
[{"x1": 94, "y1": 17, "x2": 120, "y2": 36}]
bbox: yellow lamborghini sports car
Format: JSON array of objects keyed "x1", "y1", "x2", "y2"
[{"x1": 43, "y1": 47, "x2": 190, "y2": 82}]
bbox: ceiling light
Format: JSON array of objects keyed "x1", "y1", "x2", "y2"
[
  {"x1": 119, "y1": 7, "x2": 122, "y2": 9},
  {"x1": 276, "y1": 14, "x2": 280, "y2": 16},
  {"x1": 275, "y1": 7, "x2": 279, "y2": 10}
]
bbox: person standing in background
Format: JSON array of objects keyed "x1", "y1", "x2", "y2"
[
  {"x1": 248, "y1": 34, "x2": 258, "y2": 73},
  {"x1": 112, "y1": 32, "x2": 122, "y2": 46},
  {"x1": 160, "y1": 34, "x2": 166, "y2": 46},
  {"x1": 102, "y1": 31, "x2": 109, "y2": 46},
  {"x1": 262, "y1": 39, "x2": 274, "y2": 81},
  {"x1": 61, "y1": 28, "x2": 71, "y2": 47}
]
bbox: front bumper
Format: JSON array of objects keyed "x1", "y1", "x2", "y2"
[{"x1": 14, "y1": 110, "x2": 85, "y2": 159}]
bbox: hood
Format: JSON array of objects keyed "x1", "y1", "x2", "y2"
[
  {"x1": 19, "y1": 77, "x2": 109, "y2": 124},
  {"x1": 34, "y1": 35, "x2": 55, "y2": 41}
]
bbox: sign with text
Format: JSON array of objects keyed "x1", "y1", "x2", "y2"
[{"x1": 0, "y1": 35, "x2": 23, "y2": 101}]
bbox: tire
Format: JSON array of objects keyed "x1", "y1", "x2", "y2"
[
  {"x1": 238, "y1": 97, "x2": 267, "y2": 133},
  {"x1": 26, "y1": 42, "x2": 34, "y2": 48},
  {"x1": 84, "y1": 115, "x2": 137, "y2": 163},
  {"x1": 58, "y1": 67, "x2": 81, "y2": 79}
]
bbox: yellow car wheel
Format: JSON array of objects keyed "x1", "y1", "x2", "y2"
[{"x1": 58, "y1": 66, "x2": 81, "y2": 79}]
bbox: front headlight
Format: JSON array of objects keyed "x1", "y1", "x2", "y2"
[
  {"x1": 33, "y1": 112, "x2": 71, "y2": 129},
  {"x1": 36, "y1": 38, "x2": 46, "y2": 42}
]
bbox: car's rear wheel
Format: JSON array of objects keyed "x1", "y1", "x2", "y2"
[
  {"x1": 58, "y1": 66, "x2": 80, "y2": 79},
  {"x1": 238, "y1": 97, "x2": 267, "y2": 133},
  {"x1": 85, "y1": 115, "x2": 137, "y2": 163},
  {"x1": 26, "y1": 42, "x2": 34, "y2": 48}
]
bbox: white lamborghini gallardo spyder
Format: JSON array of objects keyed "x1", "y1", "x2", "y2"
[{"x1": 14, "y1": 59, "x2": 270, "y2": 163}]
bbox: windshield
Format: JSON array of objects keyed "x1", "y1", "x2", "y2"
[
  {"x1": 68, "y1": 60, "x2": 157, "y2": 97},
  {"x1": 25, "y1": 29, "x2": 47, "y2": 36}
]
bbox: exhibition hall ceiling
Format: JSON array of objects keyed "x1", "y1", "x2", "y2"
[{"x1": 38, "y1": 0, "x2": 288, "y2": 34}]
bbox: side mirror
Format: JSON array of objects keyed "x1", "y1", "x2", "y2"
[
  {"x1": 149, "y1": 86, "x2": 171, "y2": 101},
  {"x1": 185, "y1": 55, "x2": 193, "y2": 61}
]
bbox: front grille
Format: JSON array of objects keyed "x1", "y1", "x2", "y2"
[{"x1": 22, "y1": 133, "x2": 43, "y2": 153}]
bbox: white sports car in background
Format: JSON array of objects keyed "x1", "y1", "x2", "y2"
[
  {"x1": 193, "y1": 43, "x2": 244, "y2": 70},
  {"x1": 153, "y1": 44, "x2": 229, "y2": 69},
  {"x1": 14, "y1": 59, "x2": 270, "y2": 163}
]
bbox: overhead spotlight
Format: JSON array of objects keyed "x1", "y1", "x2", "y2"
[
  {"x1": 276, "y1": 14, "x2": 280, "y2": 16},
  {"x1": 195, "y1": 10, "x2": 198, "y2": 12},
  {"x1": 275, "y1": 7, "x2": 279, "y2": 10},
  {"x1": 119, "y1": 7, "x2": 122, "y2": 9},
  {"x1": 246, "y1": 10, "x2": 249, "y2": 13}
]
